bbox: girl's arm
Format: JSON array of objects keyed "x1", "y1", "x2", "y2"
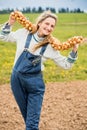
[
  {"x1": 53, "y1": 49, "x2": 78, "y2": 70},
  {"x1": 0, "y1": 23, "x2": 17, "y2": 42},
  {"x1": 0, "y1": 14, "x2": 17, "y2": 42},
  {"x1": 43, "y1": 44, "x2": 78, "y2": 70}
]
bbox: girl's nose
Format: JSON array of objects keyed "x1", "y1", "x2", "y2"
[{"x1": 47, "y1": 25, "x2": 51, "y2": 31}]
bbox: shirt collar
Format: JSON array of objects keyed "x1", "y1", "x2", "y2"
[{"x1": 33, "y1": 32, "x2": 45, "y2": 42}]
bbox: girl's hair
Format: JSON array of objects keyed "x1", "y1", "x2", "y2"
[
  {"x1": 32, "y1": 10, "x2": 60, "y2": 51},
  {"x1": 35, "y1": 10, "x2": 58, "y2": 29}
]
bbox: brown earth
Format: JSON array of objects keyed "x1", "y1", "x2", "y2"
[{"x1": 0, "y1": 80, "x2": 87, "y2": 130}]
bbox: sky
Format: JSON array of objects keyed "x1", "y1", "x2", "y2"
[{"x1": 0, "y1": 0, "x2": 87, "y2": 12}]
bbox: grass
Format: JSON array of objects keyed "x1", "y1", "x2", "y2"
[{"x1": 0, "y1": 13, "x2": 87, "y2": 84}]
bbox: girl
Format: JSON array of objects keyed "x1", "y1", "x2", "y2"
[{"x1": 0, "y1": 11, "x2": 79, "y2": 130}]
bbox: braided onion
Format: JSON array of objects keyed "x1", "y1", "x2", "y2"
[
  {"x1": 10, "y1": 11, "x2": 37, "y2": 33},
  {"x1": 10, "y1": 11, "x2": 83, "y2": 51},
  {"x1": 49, "y1": 36, "x2": 83, "y2": 50}
]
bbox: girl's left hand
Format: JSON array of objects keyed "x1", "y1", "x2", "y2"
[{"x1": 72, "y1": 44, "x2": 79, "y2": 53}]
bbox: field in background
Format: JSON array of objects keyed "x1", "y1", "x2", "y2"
[{"x1": 0, "y1": 13, "x2": 87, "y2": 84}]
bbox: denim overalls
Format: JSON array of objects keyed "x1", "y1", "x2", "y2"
[{"x1": 11, "y1": 33, "x2": 48, "y2": 130}]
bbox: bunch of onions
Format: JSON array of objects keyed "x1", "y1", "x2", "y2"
[
  {"x1": 49, "y1": 36, "x2": 83, "y2": 50},
  {"x1": 10, "y1": 11, "x2": 37, "y2": 33},
  {"x1": 10, "y1": 11, "x2": 83, "y2": 51}
]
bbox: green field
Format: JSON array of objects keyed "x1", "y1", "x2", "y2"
[{"x1": 0, "y1": 13, "x2": 87, "y2": 84}]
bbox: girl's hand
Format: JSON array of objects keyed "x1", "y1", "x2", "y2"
[
  {"x1": 8, "y1": 13, "x2": 16, "y2": 26},
  {"x1": 72, "y1": 44, "x2": 79, "y2": 53}
]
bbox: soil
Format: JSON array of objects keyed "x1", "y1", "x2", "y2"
[{"x1": 0, "y1": 80, "x2": 87, "y2": 130}]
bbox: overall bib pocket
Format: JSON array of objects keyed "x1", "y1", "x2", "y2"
[
  {"x1": 14, "y1": 51, "x2": 41, "y2": 74},
  {"x1": 13, "y1": 33, "x2": 48, "y2": 75}
]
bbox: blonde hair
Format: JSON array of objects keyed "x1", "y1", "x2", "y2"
[{"x1": 35, "y1": 10, "x2": 57, "y2": 29}]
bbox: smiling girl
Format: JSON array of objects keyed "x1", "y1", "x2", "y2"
[{"x1": 0, "y1": 10, "x2": 79, "y2": 130}]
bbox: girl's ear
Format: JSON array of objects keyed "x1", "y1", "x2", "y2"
[{"x1": 38, "y1": 22, "x2": 41, "y2": 27}]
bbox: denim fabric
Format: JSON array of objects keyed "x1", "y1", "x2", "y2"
[
  {"x1": 10, "y1": 34, "x2": 47, "y2": 130},
  {"x1": 11, "y1": 70, "x2": 45, "y2": 130}
]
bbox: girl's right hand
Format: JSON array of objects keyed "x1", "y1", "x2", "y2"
[{"x1": 8, "y1": 13, "x2": 16, "y2": 26}]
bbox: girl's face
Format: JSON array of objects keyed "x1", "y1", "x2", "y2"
[{"x1": 37, "y1": 17, "x2": 56, "y2": 37}]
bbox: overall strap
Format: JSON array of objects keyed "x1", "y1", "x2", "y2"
[
  {"x1": 40, "y1": 43, "x2": 48, "y2": 55},
  {"x1": 25, "y1": 33, "x2": 32, "y2": 48}
]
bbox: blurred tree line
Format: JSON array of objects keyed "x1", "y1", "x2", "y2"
[{"x1": 0, "y1": 6, "x2": 84, "y2": 14}]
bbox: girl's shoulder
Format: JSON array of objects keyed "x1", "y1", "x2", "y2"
[
  {"x1": 15, "y1": 28, "x2": 29, "y2": 35},
  {"x1": 14, "y1": 28, "x2": 29, "y2": 39}
]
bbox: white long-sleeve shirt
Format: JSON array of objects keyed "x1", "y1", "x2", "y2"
[{"x1": 0, "y1": 23, "x2": 77, "y2": 71}]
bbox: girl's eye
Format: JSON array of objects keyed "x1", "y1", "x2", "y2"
[
  {"x1": 45, "y1": 23, "x2": 54, "y2": 28},
  {"x1": 51, "y1": 25, "x2": 54, "y2": 28},
  {"x1": 45, "y1": 22, "x2": 49, "y2": 25}
]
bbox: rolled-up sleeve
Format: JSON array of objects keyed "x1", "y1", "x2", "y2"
[
  {"x1": 1, "y1": 22, "x2": 11, "y2": 34},
  {"x1": 67, "y1": 51, "x2": 78, "y2": 63},
  {"x1": 0, "y1": 23, "x2": 17, "y2": 42}
]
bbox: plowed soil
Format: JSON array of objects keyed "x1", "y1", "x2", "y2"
[{"x1": 0, "y1": 80, "x2": 87, "y2": 130}]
